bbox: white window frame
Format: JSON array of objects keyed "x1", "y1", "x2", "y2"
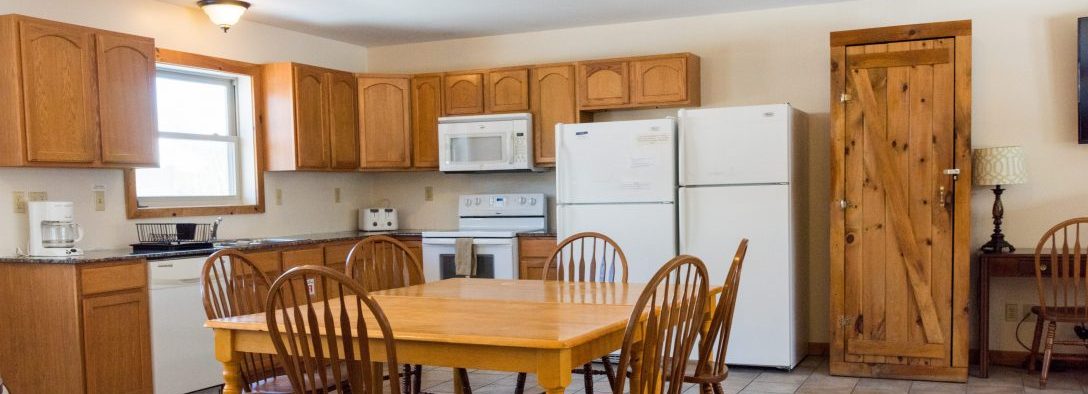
[{"x1": 136, "y1": 66, "x2": 251, "y2": 208}]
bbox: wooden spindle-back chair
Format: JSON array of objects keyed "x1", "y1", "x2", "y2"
[
  {"x1": 266, "y1": 265, "x2": 401, "y2": 394},
  {"x1": 542, "y1": 231, "x2": 628, "y2": 282},
  {"x1": 201, "y1": 249, "x2": 287, "y2": 392},
  {"x1": 614, "y1": 255, "x2": 710, "y2": 394},
  {"x1": 346, "y1": 235, "x2": 428, "y2": 393},
  {"x1": 685, "y1": 239, "x2": 748, "y2": 394},
  {"x1": 1027, "y1": 218, "x2": 1088, "y2": 388},
  {"x1": 514, "y1": 232, "x2": 630, "y2": 394}
]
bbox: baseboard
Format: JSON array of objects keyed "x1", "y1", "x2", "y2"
[{"x1": 971, "y1": 349, "x2": 1088, "y2": 369}]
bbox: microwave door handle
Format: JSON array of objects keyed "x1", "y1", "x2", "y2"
[{"x1": 506, "y1": 133, "x2": 515, "y2": 164}]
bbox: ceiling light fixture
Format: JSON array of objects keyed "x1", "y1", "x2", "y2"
[{"x1": 197, "y1": 0, "x2": 251, "y2": 33}]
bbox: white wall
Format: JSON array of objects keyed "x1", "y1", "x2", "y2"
[
  {"x1": 366, "y1": 0, "x2": 1088, "y2": 353},
  {"x1": 0, "y1": 0, "x2": 372, "y2": 252}
]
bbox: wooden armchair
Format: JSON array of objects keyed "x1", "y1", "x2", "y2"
[
  {"x1": 685, "y1": 239, "x2": 748, "y2": 394},
  {"x1": 1027, "y1": 218, "x2": 1088, "y2": 388}
]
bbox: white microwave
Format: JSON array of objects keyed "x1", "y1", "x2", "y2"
[{"x1": 438, "y1": 113, "x2": 536, "y2": 172}]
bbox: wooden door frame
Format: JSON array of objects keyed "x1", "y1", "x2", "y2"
[{"x1": 828, "y1": 20, "x2": 972, "y2": 382}]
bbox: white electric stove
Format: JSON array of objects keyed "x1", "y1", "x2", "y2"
[{"x1": 422, "y1": 193, "x2": 546, "y2": 280}]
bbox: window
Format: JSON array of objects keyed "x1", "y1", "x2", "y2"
[{"x1": 125, "y1": 50, "x2": 264, "y2": 219}]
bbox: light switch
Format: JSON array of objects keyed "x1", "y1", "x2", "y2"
[
  {"x1": 94, "y1": 191, "x2": 105, "y2": 211},
  {"x1": 335, "y1": 188, "x2": 341, "y2": 203},
  {"x1": 425, "y1": 186, "x2": 434, "y2": 202},
  {"x1": 275, "y1": 189, "x2": 283, "y2": 206},
  {"x1": 12, "y1": 191, "x2": 26, "y2": 214}
]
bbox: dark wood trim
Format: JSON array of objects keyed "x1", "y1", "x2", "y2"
[
  {"x1": 124, "y1": 48, "x2": 267, "y2": 219},
  {"x1": 830, "y1": 20, "x2": 972, "y2": 47},
  {"x1": 970, "y1": 349, "x2": 1088, "y2": 370}
]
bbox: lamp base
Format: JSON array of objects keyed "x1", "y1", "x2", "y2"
[
  {"x1": 980, "y1": 238, "x2": 1015, "y2": 254},
  {"x1": 980, "y1": 185, "x2": 1015, "y2": 254}
]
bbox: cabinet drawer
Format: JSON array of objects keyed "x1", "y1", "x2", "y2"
[
  {"x1": 519, "y1": 238, "x2": 557, "y2": 258},
  {"x1": 244, "y1": 251, "x2": 282, "y2": 277},
  {"x1": 81, "y1": 263, "x2": 146, "y2": 296},
  {"x1": 283, "y1": 247, "x2": 325, "y2": 269},
  {"x1": 324, "y1": 242, "x2": 357, "y2": 266}
]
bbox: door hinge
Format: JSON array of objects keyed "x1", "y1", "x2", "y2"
[{"x1": 840, "y1": 93, "x2": 853, "y2": 102}]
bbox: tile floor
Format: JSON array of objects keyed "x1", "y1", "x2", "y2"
[{"x1": 197, "y1": 356, "x2": 1088, "y2": 393}]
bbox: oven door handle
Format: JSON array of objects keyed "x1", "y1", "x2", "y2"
[{"x1": 422, "y1": 238, "x2": 514, "y2": 246}]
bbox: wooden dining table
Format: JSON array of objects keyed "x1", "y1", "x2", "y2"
[{"x1": 205, "y1": 278, "x2": 714, "y2": 394}]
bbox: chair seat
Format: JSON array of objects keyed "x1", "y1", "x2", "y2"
[
  {"x1": 249, "y1": 363, "x2": 351, "y2": 394},
  {"x1": 1030, "y1": 305, "x2": 1088, "y2": 322}
]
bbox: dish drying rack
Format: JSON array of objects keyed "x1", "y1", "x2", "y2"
[{"x1": 131, "y1": 217, "x2": 222, "y2": 253}]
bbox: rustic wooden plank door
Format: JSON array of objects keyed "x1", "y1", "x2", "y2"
[{"x1": 842, "y1": 39, "x2": 957, "y2": 367}]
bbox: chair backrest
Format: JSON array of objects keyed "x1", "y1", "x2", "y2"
[
  {"x1": 614, "y1": 255, "x2": 709, "y2": 394},
  {"x1": 694, "y1": 239, "x2": 749, "y2": 380},
  {"x1": 346, "y1": 235, "x2": 425, "y2": 291},
  {"x1": 1033, "y1": 218, "x2": 1088, "y2": 319},
  {"x1": 266, "y1": 265, "x2": 401, "y2": 394},
  {"x1": 201, "y1": 249, "x2": 279, "y2": 386},
  {"x1": 542, "y1": 232, "x2": 629, "y2": 283}
]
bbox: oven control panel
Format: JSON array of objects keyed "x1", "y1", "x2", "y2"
[{"x1": 459, "y1": 193, "x2": 546, "y2": 217}]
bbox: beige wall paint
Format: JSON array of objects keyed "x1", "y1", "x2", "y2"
[
  {"x1": 366, "y1": 0, "x2": 1088, "y2": 353},
  {"x1": 0, "y1": 0, "x2": 372, "y2": 252}
]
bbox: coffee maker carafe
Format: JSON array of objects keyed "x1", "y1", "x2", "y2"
[{"x1": 28, "y1": 201, "x2": 84, "y2": 257}]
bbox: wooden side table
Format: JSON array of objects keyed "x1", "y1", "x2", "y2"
[{"x1": 976, "y1": 252, "x2": 1087, "y2": 377}]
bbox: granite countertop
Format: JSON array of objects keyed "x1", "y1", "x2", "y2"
[
  {"x1": 517, "y1": 230, "x2": 557, "y2": 237},
  {"x1": 0, "y1": 229, "x2": 427, "y2": 265}
]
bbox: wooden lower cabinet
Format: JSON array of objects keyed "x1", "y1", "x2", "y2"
[
  {"x1": 0, "y1": 260, "x2": 152, "y2": 394},
  {"x1": 518, "y1": 235, "x2": 557, "y2": 280}
]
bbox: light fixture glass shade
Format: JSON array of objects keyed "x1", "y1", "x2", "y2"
[
  {"x1": 198, "y1": 0, "x2": 250, "y2": 32},
  {"x1": 973, "y1": 145, "x2": 1028, "y2": 186}
]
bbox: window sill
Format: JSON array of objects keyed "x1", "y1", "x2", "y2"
[{"x1": 126, "y1": 203, "x2": 265, "y2": 219}]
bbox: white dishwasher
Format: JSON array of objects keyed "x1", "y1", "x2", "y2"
[{"x1": 149, "y1": 256, "x2": 223, "y2": 393}]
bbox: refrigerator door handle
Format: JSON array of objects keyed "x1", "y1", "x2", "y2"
[{"x1": 678, "y1": 188, "x2": 688, "y2": 252}]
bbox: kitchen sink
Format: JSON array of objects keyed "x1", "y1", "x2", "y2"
[{"x1": 215, "y1": 238, "x2": 305, "y2": 247}]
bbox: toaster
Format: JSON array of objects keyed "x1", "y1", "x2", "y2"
[{"x1": 360, "y1": 208, "x2": 399, "y2": 231}]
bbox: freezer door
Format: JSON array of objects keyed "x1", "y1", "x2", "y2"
[
  {"x1": 679, "y1": 184, "x2": 794, "y2": 367},
  {"x1": 558, "y1": 203, "x2": 677, "y2": 283},
  {"x1": 556, "y1": 119, "x2": 676, "y2": 204},
  {"x1": 679, "y1": 105, "x2": 791, "y2": 186}
]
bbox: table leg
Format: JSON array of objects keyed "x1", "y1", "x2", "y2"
[
  {"x1": 453, "y1": 368, "x2": 467, "y2": 394},
  {"x1": 537, "y1": 349, "x2": 572, "y2": 394},
  {"x1": 213, "y1": 329, "x2": 245, "y2": 394},
  {"x1": 978, "y1": 258, "x2": 990, "y2": 378}
]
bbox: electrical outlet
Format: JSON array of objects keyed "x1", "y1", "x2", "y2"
[
  {"x1": 12, "y1": 191, "x2": 26, "y2": 214},
  {"x1": 334, "y1": 188, "x2": 341, "y2": 203},
  {"x1": 28, "y1": 191, "x2": 47, "y2": 201},
  {"x1": 275, "y1": 189, "x2": 283, "y2": 206},
  {"x1": 1005, "y1": 303, "x2": 1020, "y2": 321},
  {"x1": 425, "y1": 186, "x2": 434, "y2": 201}
]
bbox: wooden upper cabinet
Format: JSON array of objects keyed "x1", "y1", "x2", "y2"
[
  {"x1": 19, "y1": 19, "x2": 99, "y2": 164},
  {"x1": 443, "y1": 72, "x2": 484, "y2": 115},
  {"x1": 327, "y1": 72, "x2": 359, "y2": 169},
  {"x1": 292, "y1": 64, "x2": 331, "y2": 169},
  {"x1": 411, "y1": 74, "x2": 442, "y2": 168},
  {"x1": 577, "y1": 53, "x2": 700, "y2": 111},
  {"x1": 358, "y1": 75, "x2": 412, "y2": 169},
  {"x1": 530, "y1": 64, "x2": 578, "y2": 167},
  {"x1": 96, "y1": 32, "x2": 157, "y2": 166},
  {"x1": 486, "y1": 68, "x2": 529, "y2": 113},
  {"x1": 631, "y1": 55, "x2": 697, "y2": 105},
  {"x1": 263, "y1": 62, "x2": 360, "y2": 171},
  {"x1": 578, "y1": 60, "x2": 629, "y2": 108}
]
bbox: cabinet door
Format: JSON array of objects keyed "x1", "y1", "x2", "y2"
[
  {"x1": 82, "y1": 291, "x2": 152, "y2": 394},
  {"x1": 631, "y1": 56, "x2": 688, "y2": 105},
  {"x1": 577, "y1": 60, "x2": 628, "y2": 108},
  {"x1": 19, "y1": 20, "x2": 98, "y2": 163},
  {"x1": 486, "y1": 68, "x2": 529, "y2": 113},
  {"x1": 411, "y1": 75, "x2": 442, "y2": 168},
  {"x1": 327, "y1": 72, "x2": 360, "y2": 169},
  {"x1": 396, "y1": 237, "x2": 424, "y2": 269},
  {"x1": 96, "y1": 32, "x2": 157, "y2": 166},
  {"x1": 443, "y1": 72, "x2": 484, "y2": 115},
  {"x1": 530, "y1": 65, "x2": 577, "y2": 166},
  {"x1": 358, "y1": 76, "x2": 412, "y2": 168},
  {"x1": 518, "y1": 237, "x2": 557, "y2": 280},
  {"x1": 292, "y1": 64, "x2": 330, "y2": 169}
]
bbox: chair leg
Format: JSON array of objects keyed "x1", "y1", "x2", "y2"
[
  {"x1": 1039, "y1": 321, "x2": 1057, "y2": 389},
  {"x1": 712, "y1": 382, "x2": 724, "y2": 394},
  {"x1": 514, "y1": 372, "x2": 528, "y2": 394},
  {"x1": 402, "y1": 364, "x2": 413, "y2": 394},
  {"x1": 413, "y1": 365, "x2": 423, "y2": 394},
  {"x1": 1028, "y1": 316, "x2": 1043, "y2": 373},
  {"x1": 601, "y1": 356, "x2": 616, "y2": 389},
  {"x1": 456, "y1": 368, "x2": 473, "y2": 394},
  {"x1": 582, "y1": 362, "x2": 594, "y2": 394}
]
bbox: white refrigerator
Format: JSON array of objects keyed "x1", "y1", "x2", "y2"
[
  {"x1": 678, "y1": 104, "x2": 807, "y2": 369},
  {"x1": 556, "y1": 118, "x2": 678, "y2": 283}
]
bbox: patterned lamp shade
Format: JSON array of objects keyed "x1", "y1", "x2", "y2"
[{"x1": 973, "y1": 146, "x2": 1028, "y2": 186}]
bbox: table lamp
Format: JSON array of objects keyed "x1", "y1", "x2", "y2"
[{"x1": 973, "y1": 146, "x2": 1028, "y2": 253}]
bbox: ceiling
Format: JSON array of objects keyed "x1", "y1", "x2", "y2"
[{"x1": 163, "y1": 0, "x2": 847, "y2": 47}]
